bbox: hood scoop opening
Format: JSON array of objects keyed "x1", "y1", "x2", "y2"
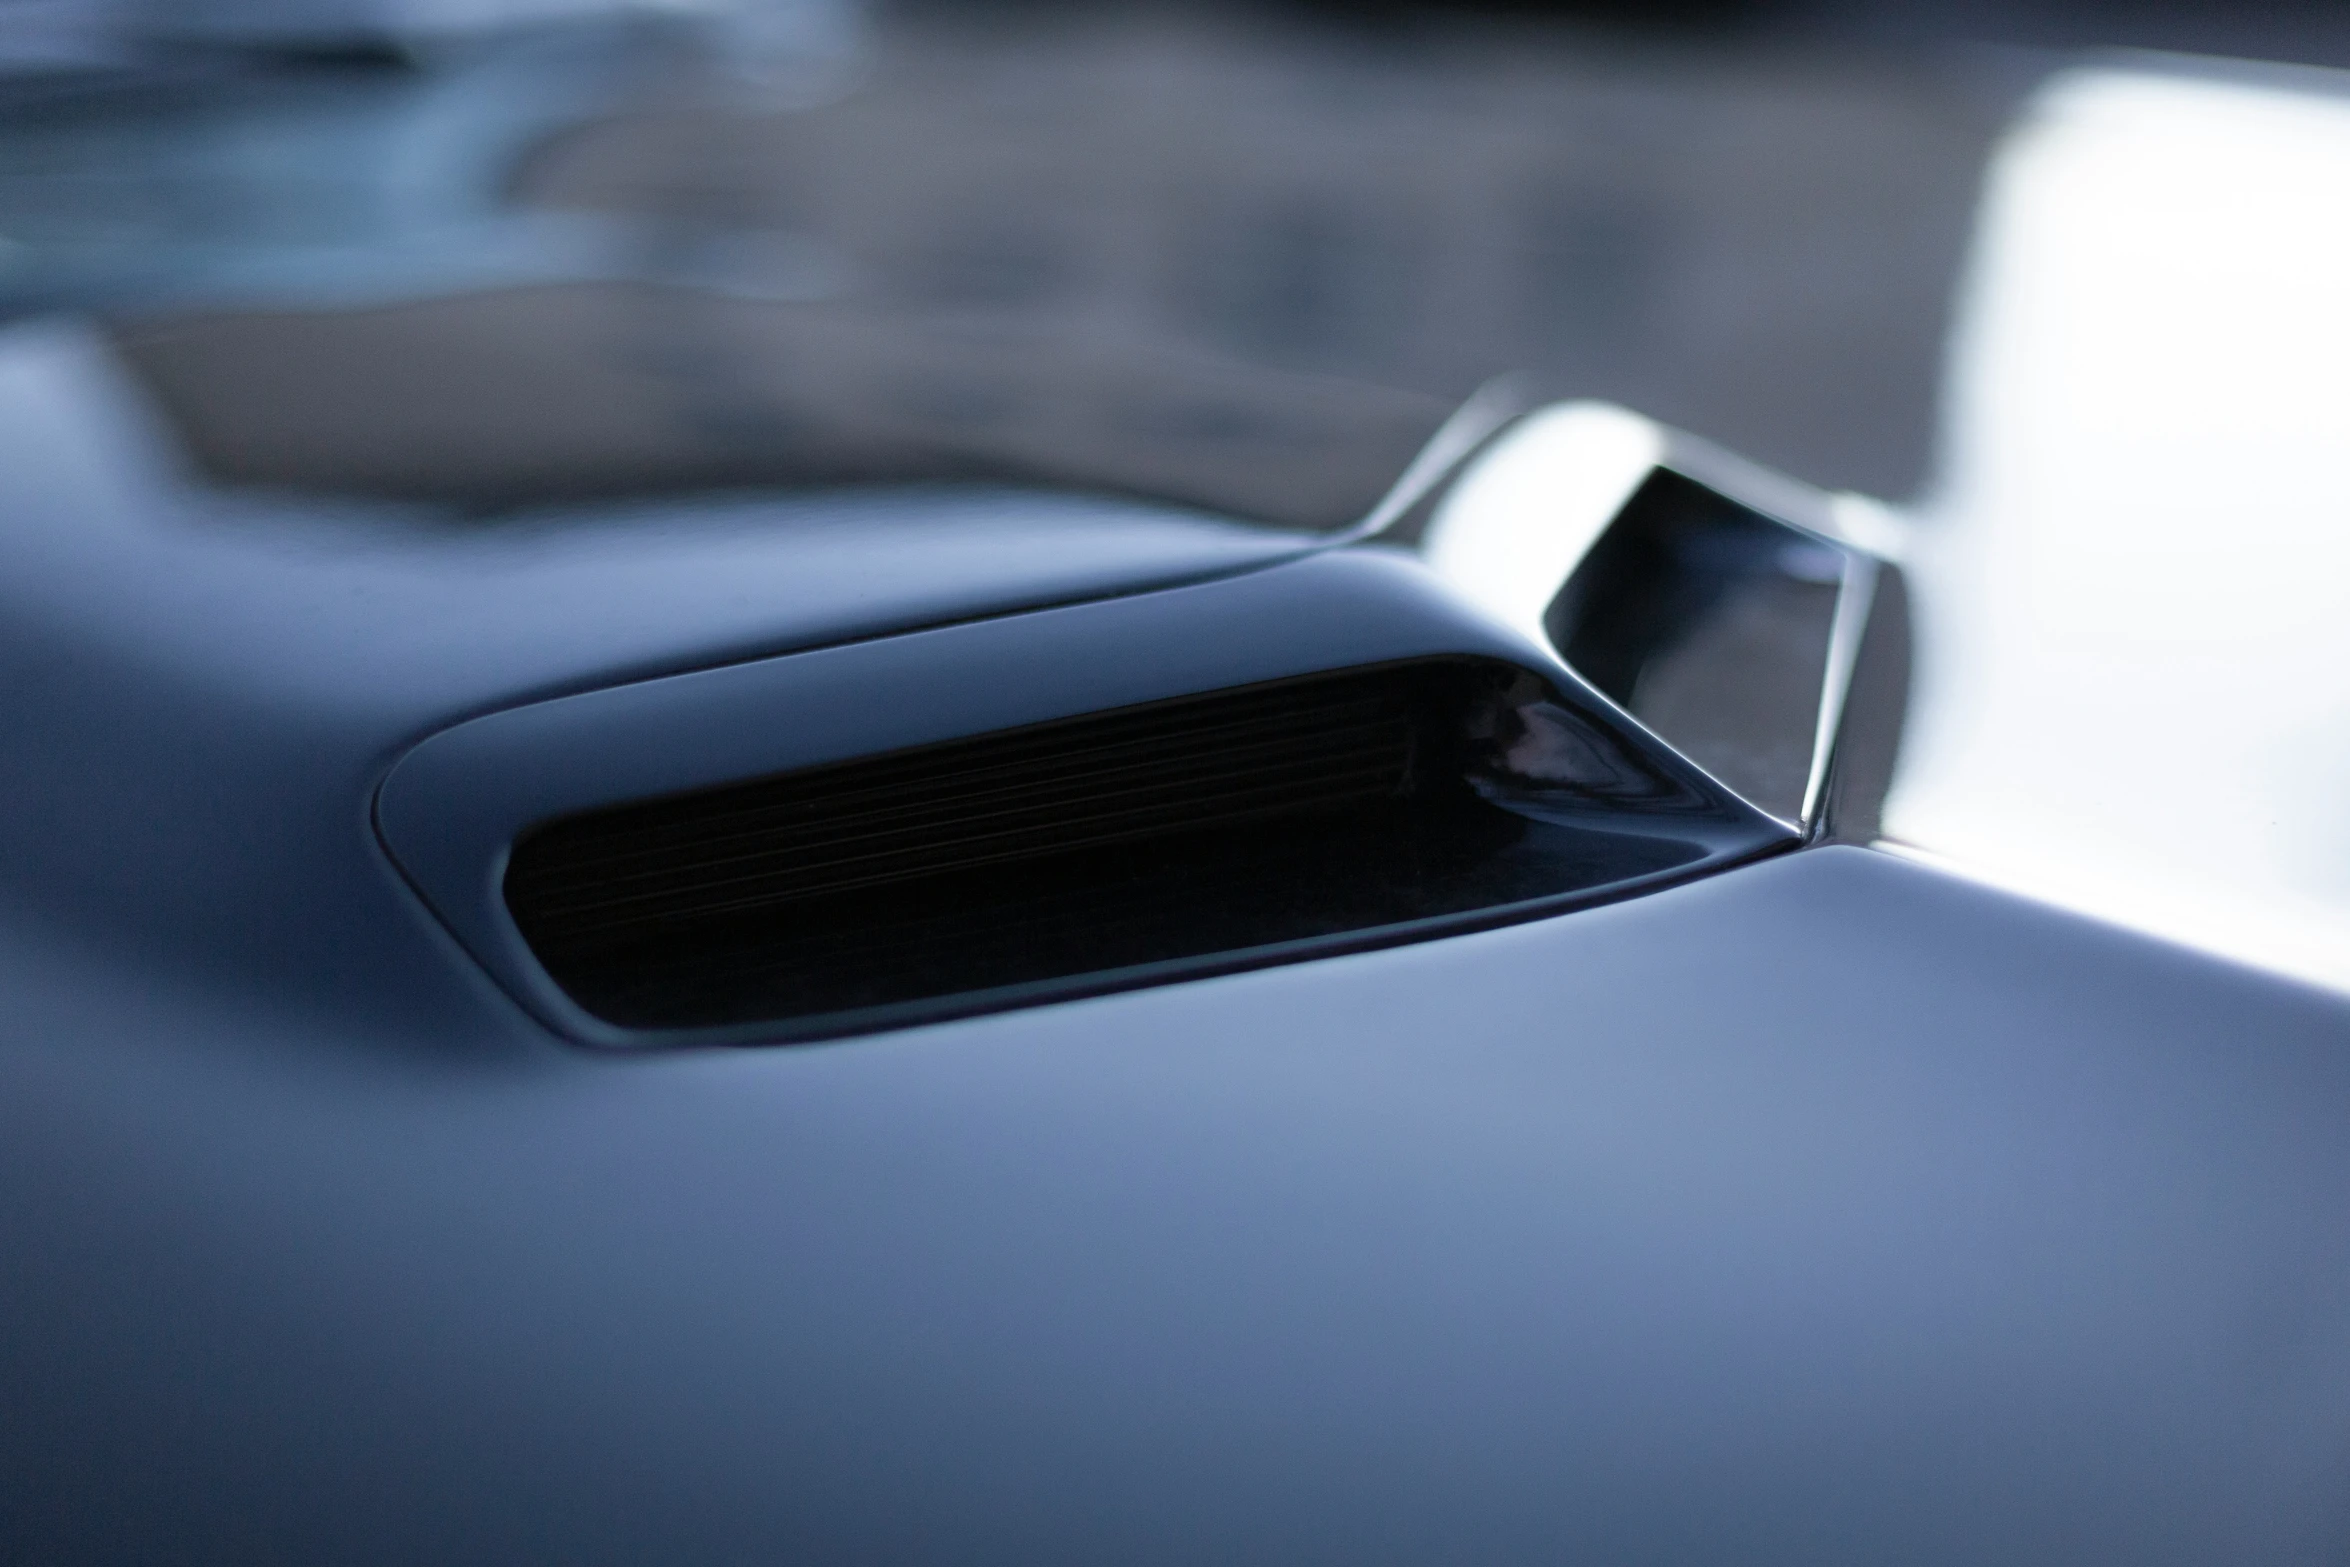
[{"x1": 501, "y1": 657, "x2": 1789, "y2": 1041}]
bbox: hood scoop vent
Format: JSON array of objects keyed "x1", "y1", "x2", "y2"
[{"x1": 500, "y1": 657, "x2": 1789, "y2": 1041}]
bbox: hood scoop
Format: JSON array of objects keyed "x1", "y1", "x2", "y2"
[
  {"x1": 501, "y1": 659, "x2": 1762, "y2": 1036},
  {"x1": 376, "y1": 547, "x2": 1794, "y2": 1047}
]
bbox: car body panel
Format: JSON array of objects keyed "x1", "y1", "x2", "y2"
[
  {"x1": 4, "y1": 15, "x2": 2350, "y2": 1565},
  {"x1": 4, "y1": 847, "x2": 2349, "y2": 1563}
]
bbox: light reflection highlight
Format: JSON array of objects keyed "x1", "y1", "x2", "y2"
[{"x1": 1889, "y1": 61, "x2": 2350, "y2": 992}]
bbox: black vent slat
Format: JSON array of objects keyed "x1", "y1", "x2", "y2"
[
  {"x1": 529, "y1": 755, "x2": 1418, "y2": 933},
  {"x1": 587, "y1": 712, "x2": 1404, "y2": 858},
  {"x1": 516, "y1": 717, "x2": 1413, "y2": 911},
  {"x1": 504, "y1": 659, "x2": 1758, "y2": 1037},
  {"x1": 523, "y1": 688, "x2": 1408, "y2": 865}
]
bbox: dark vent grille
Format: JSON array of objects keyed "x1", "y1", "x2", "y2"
[
  {"x1": 509, "y1": 678, "x2": 1419, "y2": 940},
  {"x1": 505, "y1": 659, "x2": 1779, "y2": 1038}
]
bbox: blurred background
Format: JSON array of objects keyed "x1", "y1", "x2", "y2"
[{"x1": 1, "y1": 0, "x2": 2344, "y2": 521}]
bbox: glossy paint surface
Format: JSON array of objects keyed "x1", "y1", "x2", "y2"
[
  {"x1": 5, "y1": 848, "x2": 2349, "y2": 1563},
  {"x1": 0, "y1": 313, "x2": 1314, "y2": 702}
]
